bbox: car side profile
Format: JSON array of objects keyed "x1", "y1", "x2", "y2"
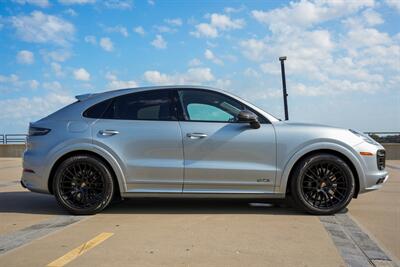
[{"x1": 21, "y1": 86, "x2": 388, "y2": 215}]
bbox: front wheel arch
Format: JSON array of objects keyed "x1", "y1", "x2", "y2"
[
  {"x1": 286, "y1": 149, "x2": 360, "y2": 198},
  {"x1": 48, "y1": 150, "x2": 120, "y2": 199}
]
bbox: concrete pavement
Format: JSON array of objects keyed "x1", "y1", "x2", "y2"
[{"x1": 0, "y1": 158, "x2": 399, "y2": 267}]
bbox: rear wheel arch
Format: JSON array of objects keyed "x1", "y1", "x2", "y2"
[
  {"x1": 48, "y1": 150, "x2": 121, "y2": 199},
  {"x1": 285, "y1": 149, "x2": 360, "y2": 198}
]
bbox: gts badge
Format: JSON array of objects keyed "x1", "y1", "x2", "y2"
[{"x1": 257, "y1": 178, "x2": 271, "y2": 183}]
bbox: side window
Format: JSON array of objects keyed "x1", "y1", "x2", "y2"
[
  {"x1": 178, "y1": 90, "x2": 244, "y2": 122},
  {"x1": 100, "y1": 90, "x2": 177, "y2": 121},
  {"x1": 83, "y1": 99, "x2": 112, "y2": 118}
]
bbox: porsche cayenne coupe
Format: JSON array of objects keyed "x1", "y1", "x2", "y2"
[{"x1": 21, "y1": 86, "x2": 388, "y2": 215}]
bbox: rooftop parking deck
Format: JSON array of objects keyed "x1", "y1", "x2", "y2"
[{"x1": 0, "y1": 158, "x2": 399, "y2": 267}]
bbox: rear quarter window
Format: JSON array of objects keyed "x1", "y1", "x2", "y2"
[{"x1": 83, "y1": 98, "x2": 112, "y2": 118}]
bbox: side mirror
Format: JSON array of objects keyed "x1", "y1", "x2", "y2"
[{"x1": 237, "y1": 110, "x2": 260, "y2": 129}]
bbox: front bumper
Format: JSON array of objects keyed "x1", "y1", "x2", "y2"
[
  {"x1": 363, "y1": 173, "x2": 389, "y2": 192},
  {"x1": 354, "y1": 141, "x2": 389, "y2": 194}
]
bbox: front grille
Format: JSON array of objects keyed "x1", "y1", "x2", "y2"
[{"x1": 377, "y1": 149, "x2": 386, "y2": 170}]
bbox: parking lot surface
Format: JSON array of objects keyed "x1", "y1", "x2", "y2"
[{"x1": 0, "y1": 158, "x2": 399, "y2": 267}]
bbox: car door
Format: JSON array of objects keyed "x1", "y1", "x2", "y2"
[
  {"x1": 90, "y1": 89, "x2": 184, "y2": 193},
  {"x1": 177, "y1": 89, "x2": 277, "y2": 194}
]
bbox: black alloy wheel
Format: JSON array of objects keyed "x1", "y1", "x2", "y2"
[
  {"x1": 290, "y1": 153, "x2": 355, "y2": 215},
  {"x1": 53, "y1": 155, "x2": 114, "y2": 215}
]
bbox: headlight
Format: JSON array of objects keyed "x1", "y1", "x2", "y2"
[{"x1": 349, "y1": 129, "x2": 379, "y2": 145}]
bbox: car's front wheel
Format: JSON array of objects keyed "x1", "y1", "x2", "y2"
[
  {"x1": 290, "y1": 153, "x2": 355, "y2": 215},
  {"x1": 53, "y1": 154, "x2": 114, "y2": 215}
]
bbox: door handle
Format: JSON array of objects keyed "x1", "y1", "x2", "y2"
[
  {"x1": 99, "y1": 130, "x2": 119, "y2": 136},
  {"x1": 187, "y1": 133, "x2": 208, "y2": 139}
]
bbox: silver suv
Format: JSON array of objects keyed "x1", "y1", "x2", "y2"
[{"x1": 21, "y1": 86, "x2": 388, "y2": 215}]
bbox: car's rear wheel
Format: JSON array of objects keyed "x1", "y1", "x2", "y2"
[
  {"x1": 53, "y1": 155, "x2": 114, "y2": 215},
  {"x1": 290, "y1": 153, "x2": 355, "y2": 215}
]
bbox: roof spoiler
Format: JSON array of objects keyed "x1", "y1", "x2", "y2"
[{"x1": 75, "y1": 93, "x2": 95, "y2": 102}]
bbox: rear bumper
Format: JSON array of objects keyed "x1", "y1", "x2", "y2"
[{"x1": 21, "y1": 150, "x2": 51, "y2": 194}]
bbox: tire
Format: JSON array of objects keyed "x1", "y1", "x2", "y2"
[
  {"x1": 53, "y1": 154, "x2": 114, "y2": 215},
  {"x1": 290, "y1": 153, "x2": 355, "y2": 215}
]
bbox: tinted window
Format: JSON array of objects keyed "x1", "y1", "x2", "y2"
[
  {"x1": 187, "y1": 103, "x2": 234, "y2": 121},
  {"x1": 83, "y1": 99, "x2": 112, "y2": 118},
  {"x1": 103, "y1": 90, "x2": 177, "y2": 121},
  {"x1": 179, "y1": 90, "x2": 244, "y2": 122}
]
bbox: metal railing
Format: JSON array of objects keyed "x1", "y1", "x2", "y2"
[
  {"x1": 0, "y1": 134, "x2": 27, "y2": 144},
  {"x1": 365, "y1": 132, "x2": 400, "y2": 143}
]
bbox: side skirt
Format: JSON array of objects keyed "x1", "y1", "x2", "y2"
[{"x1": 121, "y1": 192, "x2": 286, "y2": 199}]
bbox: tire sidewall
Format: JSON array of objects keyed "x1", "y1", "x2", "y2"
[
  {"x1": 53, "y1": 155, "x2": 114, "y2": 215},
  {"x1": 291, "y1": 154, "x2": 355, "y2": 215}
]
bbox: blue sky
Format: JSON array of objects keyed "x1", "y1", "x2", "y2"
[{"x1": 0, "y1": 0, "x2": 399, "y2": 134}]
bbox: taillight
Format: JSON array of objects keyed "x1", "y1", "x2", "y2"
[{"x1": 28, "y1": 126, "x2": 51, "y2": 136}]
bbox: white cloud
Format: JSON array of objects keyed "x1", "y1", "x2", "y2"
[
  {"x1": 73, "y1": 68, "x2": 90, "y2": 81},
  {"x1": 41, "y1": 49, "x2": 72, "y2": 62},
  {"x1": 151, "y1": 35, "x2": 167, "y2": 49},
  {"x1": 154, "y1": 25, "x2": 176, "y2": 33},
  {"x1": 188, "y1": 58, "x2": 202, "y2": 67},
  {"x1": 210, "y1": 13, "x2": 245, "y2": 30},
  {"x1": 16, "y1": 50, "x2": 34, "y2": 65},
  {"x1": 13, "y1": 0, "x2": 50, "y2": 8},
  {"x1": 165, "y1": 18, "x2": 182, "y2": 26},
  {"x1": 362, "y1": 9, "x2": 384, "y2": 26},
  {"x1": 0, "y1": 74, "x2": 39, "y2": 92},
  {"x1": 344, "y1": 28, "x2": 391, "y2": 49},
  {"x1": 133, "y1": 26, "x2": 145, "y2": 36},
  {"x1": 224, "y1": 6, "x2": 245, "y2": 13},
  {"x1": 0, "y1": 93, "x2": 74, "y2": 125},
  {"x1": 144, "y1": 68, "x2": 214, "y2": 85},
  {"x1": 105, "y1": 72, "x2": 138, "y2": 90},
  {"x1": 239, "y1": 39, "x2": 267, "y2": 62},
  {"x1": 10, "y1": 11, "x2": 75, "y2": 46},
  {"x1": 147, "y1": 0, "x2": 155, "y2": 5},
  {"x1": 191, "y1": 13, "x2": 245, "y2": 38},
  {"x1": 58, "y1": 0, "x2": 95, "y2": 4},
  {"x1": 64, "y1": 8, "x2": 78, "y2": 16},
  {"x1": 385, "y1": 0, "x2": 400, "y2": 13},
  {"x1": 43, "y1": 81, "x2": 62, "y2": 91},
  {"x1": 51, "y1": 62, "x2": 64, "y2": 77},
  {"x1": 103, "y1": 0, "x2": 132, "y2": 10},
  {"x1": 243, "y1": 68, "x2": 260, "y2": 78},
  {"x1": 236, "y1": 1, "x2": 400, "y2": 98},
  {"x1": 100, "y1": 37, "x2": 114, "y2": 52},
  {"x1": 251, "y1": 0, "x2": 374, "y2": 31},
  {"x1": 192, "y1": 23, "x2": 218, "y2": 38},
  {"x1": 204, "y1": 49, "x2": 223, "y2": 65},
  {"x1": 104, "y1": 25, "x2": 129, "y2": 37},
  {"x1": 84, "y1": 35, "x2": 97, "y2": 44}
]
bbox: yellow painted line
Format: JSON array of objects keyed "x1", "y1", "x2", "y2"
[{"x1": 46, "y1": 232, "x2": 114, "y2": 267}]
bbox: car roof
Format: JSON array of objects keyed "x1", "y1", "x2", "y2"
[
  {"x1": 73, "y1": 85, "x2": 279, "y2": 123},
  {"x1": 75, "y1": 85, "x2": 225, "y2": 101}
]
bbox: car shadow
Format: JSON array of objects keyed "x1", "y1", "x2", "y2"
[
  {"x1": 104, "y1": 198, "x2": 306, "y2": 216},
  {"x1": 0, "y1": 190, "x2": 348, "y2": 216},
  {"x1": 0, "y1": 191, "x2": 68, "y2": 215}
]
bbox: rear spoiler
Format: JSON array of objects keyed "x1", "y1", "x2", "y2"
[{"x1": 75, "y1": 93, "x2": 96, "y2": 102}]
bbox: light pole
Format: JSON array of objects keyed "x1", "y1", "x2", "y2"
[{"x1": 279, "y1": 56, "x2": 289, "y2": 120}]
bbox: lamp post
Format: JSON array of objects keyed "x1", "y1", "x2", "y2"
[{"x1": 279, "y1": 56, "x2": 289, "y2": 120}]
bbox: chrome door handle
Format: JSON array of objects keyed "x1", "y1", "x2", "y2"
[
  {"x1": 187, "y1": 133, "x2": 208, "y2": 139},
  {"x1": 99, "y1": 130, "x2": 119, "y2": 136}
]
